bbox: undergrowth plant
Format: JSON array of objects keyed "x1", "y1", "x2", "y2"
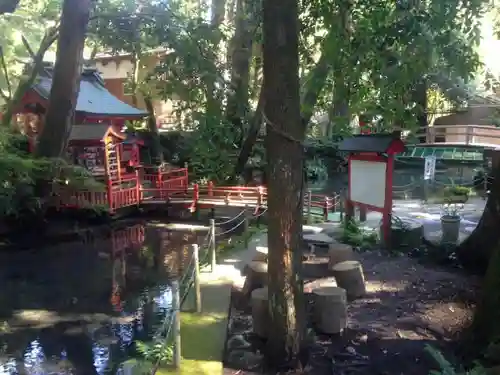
[
  {"x1": 340, "y1": 219, "x2": 378, "y2": 248},
  {"x1": 425, "y1": 345, "x2": 487, "y2": 375}
]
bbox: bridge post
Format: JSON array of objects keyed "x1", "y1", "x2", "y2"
[
  {"x1": 208, "y1": 181, "x2": 214, "y2": 197},
  {"x1": 323, "y1": 197, "x2": 328, "y2": 221},
  {"x1": 135, "y1": 169, "x2": 140, "y2": 206},
  {"x1": 359, "y1": 206, "x2": 367, "y2": 222},
  {"x1": 306, "y1": 189, "x2": 312, "y2": 224},
  {"x1": 209, "y1": 219, "x2": 216, "y2": 272},
  {"x1": 192, "y1": 244, "x2": 202, "y2": 313}
]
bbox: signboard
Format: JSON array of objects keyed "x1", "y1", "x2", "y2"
[{"x1": 424, "y1": 155, "x2": 436, "y2": 180}]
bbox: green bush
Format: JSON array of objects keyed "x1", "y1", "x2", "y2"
[{"x1": 0, "y1": 129, "x2": 100, "y2": 217}]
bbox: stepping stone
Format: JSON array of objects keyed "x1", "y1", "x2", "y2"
[
  {"x1": 304, "y1": 277, "x2": 337, "y2": 293},
  {"x1": 304, "y1": 233, "x2": 336, "y2": 244},
  {"x1": 425, "y1": 230, "x2": 468, "y2": 246}
]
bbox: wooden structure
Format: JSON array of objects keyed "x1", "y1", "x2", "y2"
[
  {"x1": 338, "y1": 132, "x2": 405, "y2": 244},
  {"x1": 8, "y1": 66, "x2": 148, "y2": 160}
]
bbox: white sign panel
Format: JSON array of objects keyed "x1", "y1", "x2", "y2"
[
  {"x1": 349, "y1": 160, "x2": 387, "y2": 208},
  {"x1": 424, "y1": 156, "x2": 436, "y2": 180}
]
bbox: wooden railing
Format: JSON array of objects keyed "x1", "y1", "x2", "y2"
[{"x1": 53, "y1": 172, "x2": 339, "y2": 220}]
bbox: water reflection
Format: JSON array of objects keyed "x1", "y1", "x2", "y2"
[{"x1": 0, "y1": 222, "x2": 202, "y2": 374}]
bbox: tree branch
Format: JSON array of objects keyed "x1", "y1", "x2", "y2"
[
  {"x1": 0, "y1": 46, "x2": 11, "y2": 100},
  {"x1": 1, "y1": 28, "x2": 59, "y2": 127}
]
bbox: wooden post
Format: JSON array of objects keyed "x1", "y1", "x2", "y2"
[
  {"x1": 209, "y1": 219, "x2": 216, "y2": 272},
  {"x1": 192, "y1": 244, "x2": 201, "y2": 313},
  {"x1": 244, "y1": 205, "x2": 250, "y2": 247},
  {"x1": 359, "y1": 206, "x2": 367, "y2": 222},
  {"x1": 306, "y1": 189, "x2": 312, "y2": 224},
  {"x1": 257, "y1": 186, "x2": 265, "y2": 208},
  {"x1": 331, "y1": 193, "x2": 337, "y2": 213},
  {"x1": 208, "y1": 180, "x2": 214, "y2": 197},
  {"x1": 172, "y1": 280, "x2": 181, "y2": 368},
  {"x1": 193, "y1": 183, "x2": 199, "y2": 218},
  {"x1": 323, "y1": 197, "x2": 329, "y2": 221},
  {"x1": 339, "y1": 192, "x2": 344, "y2": 222}
]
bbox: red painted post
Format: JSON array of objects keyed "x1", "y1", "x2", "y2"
[
  {"x1": 107, "y1": 177, "x2": 114, "y2": 213},
  {"x1": 194, "y1": 183, "x2": 199, "y2": 204},
  {"x1": 157, "y1": 167, "x2": 162, "y2": 189},
  {"x1": 208, "y1": 181, "x2": 214, "y2": 197},
  {"x1": 135, "y1": 169, "x2": 141, "y2": 205}
]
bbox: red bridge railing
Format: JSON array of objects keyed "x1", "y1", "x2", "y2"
[{"x1": 53, "y1": 170, "x2": 339, "y2": 220}]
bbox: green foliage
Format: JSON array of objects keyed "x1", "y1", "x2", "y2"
[
  {"x1": 135, "y1": 340, "x2": 173, "y2": 365},
  {"x1": 425, "y1": 345, "x2": 487, "y2": 375},
  {"x1": 444, "y1": 185, "x2": 471, "y2": 197},
  {"x1": 0, "y1": 0, "x2": 60, "y2": 98},
  {"x1": 340, "y1": 219, "x2": 378, "y2": 247},
  {"x1": 0, "y1": 128, "x2": 101, "y2": 217}
]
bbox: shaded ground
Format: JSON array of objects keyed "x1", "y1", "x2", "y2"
[{"x1": 224, "y1": 249, "x2": 479, "y2": 375}]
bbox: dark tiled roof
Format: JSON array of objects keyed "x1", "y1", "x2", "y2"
[
  {"x1": 32, "y1": 70, "x2": 148, "y2": 117},
  {"x1": 68, "y1": 124, "x2": 112, "y2": 141},
  {"x1": 338, "y1": 134, "x2": 403, "y2": 153}
]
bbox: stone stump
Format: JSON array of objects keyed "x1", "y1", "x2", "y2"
[
  {"x1": 331, "y1": 260, "x2": 366, "y2": 300},
  {"x1": 312, "y1": 286, "x2": 347, "y2": 334},
  {"x1": 251, "y1": 287, "x2": 269, "y2": 338},
  {"x1": 242, "y1": 261, "x2": 268, "y2": 298},
  {"x1": 302, "y1": 257, "x2": 330, "y2": 278},
  {"x1": 328, "y1": 243, "x2": 355, "y2": 269}
]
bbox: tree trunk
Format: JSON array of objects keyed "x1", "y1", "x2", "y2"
[
  {"x1": 231, "y1": 38, "x2": 331, "y2": 182},
  {"x1": 299, "y1": 33, "x2": 332, "y2": 128},
  {"x1": 263, "y1": 0, "x2": 305, "y2": 369},
  {"x1": 143, "y1": 94, "x2": 163, "y2": 165},
  {"x1": 456, "y1": 152, "x2": 500, "y2": 274},
  {"x1": 231, "y1": 85, "x2": 264, "y2": 180},
  {"x1": 1, "y1": 30, "x2": 58, "y2": 127},
  {"x1": 225, "y1": 0, "x2": 256, "y2": 135},
  {"x1": 467, "y1": 239, "x2": 500, "y2": 356},
  {"x1": 327, "y1": 0, "x2": 352, "y2": 137},
  {"x1": 35, "y1": 0, "x2": 91, "y2": 158}
]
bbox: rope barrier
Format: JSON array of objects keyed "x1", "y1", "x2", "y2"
[
  {"x1": 215, "y1": 217, "x2": 247, "y2": 237},
  {"x1": 214, "y1": 209, "x2": 246, "y2": 225}
]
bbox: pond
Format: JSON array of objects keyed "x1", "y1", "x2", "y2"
[{"x1": 0, "y1": 222, "x2": 204, "y2": 375}]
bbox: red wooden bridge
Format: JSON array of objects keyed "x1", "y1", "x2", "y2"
[{"x1": 53, "y1": 167, "x2": 339, "y2": 220}]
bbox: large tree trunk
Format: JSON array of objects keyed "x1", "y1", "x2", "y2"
[
  {"x1": 457, "y1": 153, "x2": 500, "y2": 274},
  {"x1": 263, "y1": 0, "x2": 305, "y2": 369},
  {"x1": 467, "y1": 239, "x2": 500, "y2": 357},
  {"x1": 35, "y1": 0, "x2": 91, "y2": 158},
  {"x1": 231, "y1": 37, "x2": 331, "y2": 182}
]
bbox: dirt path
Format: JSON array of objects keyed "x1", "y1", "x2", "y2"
[{"x1": 224, "y1": 250, "x2": 479, "y2": 375}]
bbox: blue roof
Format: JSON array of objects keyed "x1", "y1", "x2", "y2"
[{"x1": 32, "y1": 71, "x2": 148, "y2": 118}]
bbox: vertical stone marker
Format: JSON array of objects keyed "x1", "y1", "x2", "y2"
[
  {"x1": 312, "y1": 286, "x2": 347, "y2": 334},
  {"x1": 251, "y1": 287, "x2": 269, "y2": 338},
  {"x1": 331, "y1": 260, "x2": 366, "y2": 299}
]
